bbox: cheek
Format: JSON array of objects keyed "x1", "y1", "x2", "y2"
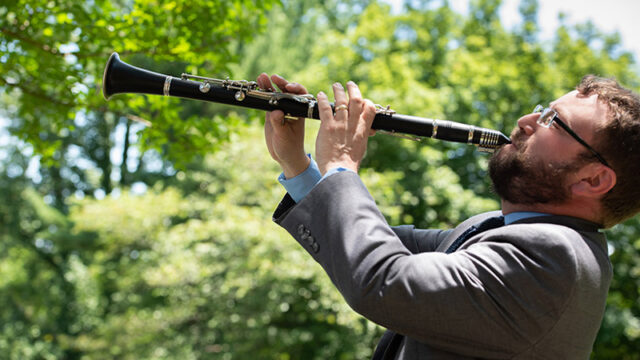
[{"x1": 523, "y1": 133, "x2": 566, "y2": 163}]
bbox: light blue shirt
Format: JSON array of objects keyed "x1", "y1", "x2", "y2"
[
  {"x1": 504, "y1": 211, "x2": 550, "y2": 224},
  {"x1": 277, "y1": 155, "x2": 352, "y2": 203},
  {"x1": 278, "y1": 155, "x2": 550, "y2": 222}
]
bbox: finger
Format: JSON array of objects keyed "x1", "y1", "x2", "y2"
[
  {"x1": 271, "y1": 74, "x2": 291, "y2": 92},
  {"x1": 257, "y1": 73, "x2": 274, "y2": 91},
  {"x1": 317, "y1": 91, "x2": 334, "y2": 124},
  {"x1": 269, "y1": 109, "x2": 285, "y2": 129},
  {"x1": 346, "y1": 81, "x2": 364, "y2": 130},
  {"x1": 264, "y1": 111, "x2": 274, "y2": 136},
  {"x1": 284, "y1": 82, "x2": 308, "y2": 95},
  {"x1": 259, "y1": 74, "x2": 276, "y2": 136},
  {"x1": 346, "y1": 80, "x2": 362, "y2": 100},
  {"x1": 333, "y1": 82, "x2": 348, "y2": 121},
  {"x1": 346, "y1": 81, "x2": 364, "y2": 114},
  {"x1": 265, "y1": 109, "x2": 272, "y2": 127},
  {"x1": 264, "y1": 112, "x2": 278, "y2": 159},
  {"x1": 360, "y1": 99, "x2": 377, "y2": 135}
]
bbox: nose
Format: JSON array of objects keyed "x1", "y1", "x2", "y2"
[{"x1": 516, "y1": 112, "x2": 539, "y2": 136}]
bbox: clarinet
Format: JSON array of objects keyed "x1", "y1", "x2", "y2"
[{"x1": 102, "y1": 52, "x2": 511, "y2": 152}]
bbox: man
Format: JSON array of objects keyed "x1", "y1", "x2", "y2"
[{"x1": 257, "y1": 73, "x2": 640, "y2": 359}]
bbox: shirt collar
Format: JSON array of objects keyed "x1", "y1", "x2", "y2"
[{"x1": 503, "y1": 211, "x2": 550, "y2": 225}]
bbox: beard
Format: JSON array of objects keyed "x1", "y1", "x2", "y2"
[{"x1": 488, "y1": 131, "x2": 586, "y2": 205}]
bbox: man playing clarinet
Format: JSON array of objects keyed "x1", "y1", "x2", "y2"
[{"x1": 258, "y1": 72, "x2": 640, "y2": 359}]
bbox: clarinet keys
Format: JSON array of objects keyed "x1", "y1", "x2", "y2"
[{"x1": 199, "y1": 82, "x2": 211, "y2": 93}]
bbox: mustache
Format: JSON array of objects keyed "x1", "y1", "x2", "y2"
[{"x1": 509, "y1": 128, "x2": 527, "y2": 148}]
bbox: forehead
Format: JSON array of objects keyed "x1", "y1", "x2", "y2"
[{"x1": 550, "y1": 90, "x2": 609, "y2": 138}]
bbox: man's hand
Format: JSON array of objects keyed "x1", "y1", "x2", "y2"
[
  {"x1": 257, "y1": 73, "x2": 310, "y2": 179},
  {"x1": 316, "y1": 81, "x2": 376, "y2": 175}
]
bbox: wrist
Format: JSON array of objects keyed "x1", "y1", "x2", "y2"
[
  {"x1": 282, "y1": 154, "x2": 311, "y2": 179},
  {"x1": 319, "y1": 161, "x2": 358, "y2": 175}
]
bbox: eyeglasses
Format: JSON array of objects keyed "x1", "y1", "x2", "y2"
[{"x1": 533, "y1": 105, "x2": 610, "y2": 168}]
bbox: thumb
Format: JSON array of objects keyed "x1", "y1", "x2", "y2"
[{"x1": 268, "y1": 110, "x2": 286, "y2": 134}]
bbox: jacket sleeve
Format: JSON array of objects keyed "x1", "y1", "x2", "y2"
[
  {"x1": 273, "y1": 189, "x2": 450, "y2": 255},
  {"x1": 391, "y1": 226, "x2": 451, "y2": 254},
  {"x1": 273, "y1": 171, "x2": 579, "y2": 357}
]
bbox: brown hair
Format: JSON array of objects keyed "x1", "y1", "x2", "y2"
[{"x1": 576, "y1": 75, "x2": 640, "y2": 227}]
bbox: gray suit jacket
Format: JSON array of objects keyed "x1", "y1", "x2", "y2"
[{"x1": 273, "y1": 171, "x2": 612, "y2": 359}]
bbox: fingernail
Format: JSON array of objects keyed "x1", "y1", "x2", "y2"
[
  {"x1": 347, "y1": 81, "x2": 356, "y2": 86},
  {"x1": 333, "y1": 82, "x2": 343, "y2": 89},
  {"x1": 318, "y1": 91, "x2": 325, "y2": 97}
]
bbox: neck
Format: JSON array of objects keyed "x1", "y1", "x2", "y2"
[{"x1": 500, "y1": 198, "x2": 603, "y2": 224}]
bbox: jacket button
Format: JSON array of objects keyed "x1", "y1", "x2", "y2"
[
  {"x1": 306, "y1": 236, "x2": 314, "y2": 245},
  {"x1": 297, "y1": 224, "x2": 305, "y2": 236},
  {"x1": 311, "y1": 242, "x2": 319, "y2": 253}
]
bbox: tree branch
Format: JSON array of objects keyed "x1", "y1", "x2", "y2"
[
  {"x1": 0, "y1": 27, "x2": 64, "y2": 56},
  {"x1": 0, "y1": 76, "x2": 75, "y2": 108}
]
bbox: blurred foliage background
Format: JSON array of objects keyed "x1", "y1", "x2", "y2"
[{"x1": 1, "y1": 0, "x2": 639, "y2": 359}]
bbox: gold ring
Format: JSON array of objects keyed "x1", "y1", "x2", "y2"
[{"x1": 335, "y1": 104, "x2": 348, "y2": 112}]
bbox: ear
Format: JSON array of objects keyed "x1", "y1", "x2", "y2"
[{"x1": 569, "y1": 163, "x2": 617, "y2": 198}]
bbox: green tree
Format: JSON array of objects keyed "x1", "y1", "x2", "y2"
[
  {"x1": 0, "y1": 145, "x2": 75, "y2": 359},
  {"x1": 0, "y1": 0, "x2": 277, "y2": 211}
]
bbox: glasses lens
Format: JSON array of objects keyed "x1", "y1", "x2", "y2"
[{"x1": 537, "y1": 108, "x2": 555, "y2": 128}]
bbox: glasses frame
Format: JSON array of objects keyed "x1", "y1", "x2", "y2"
[{"x1": 533, "y1": 105, "x2": 610, "y2": 168}]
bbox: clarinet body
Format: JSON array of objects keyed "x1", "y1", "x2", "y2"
[{"x1": 102, "y1": 52, "x2": 511, "y2": 152}]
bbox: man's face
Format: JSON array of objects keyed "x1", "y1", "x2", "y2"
[{"x1": 489, "y1": 91, "x2": 609, "y2": 205}]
